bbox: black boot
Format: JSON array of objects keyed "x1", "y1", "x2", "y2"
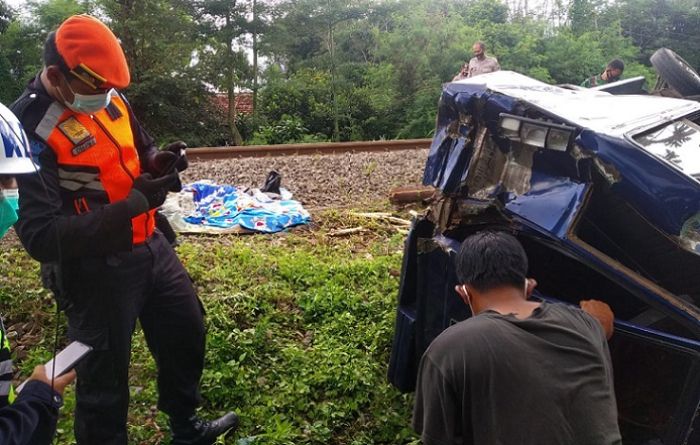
[{"x1": 170, "y1": 412, "x2": 239, "y2": 445}]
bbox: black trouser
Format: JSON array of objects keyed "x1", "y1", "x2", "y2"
[{"x1": 55, "y1": 231, "x2": 205, "y2": 445}]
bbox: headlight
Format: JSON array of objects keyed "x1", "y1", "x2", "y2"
[{"x1": 499, "y1": 113, "x2": 575, "y2": 152}]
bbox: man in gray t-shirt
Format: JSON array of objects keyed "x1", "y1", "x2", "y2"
[
  {"x1": 455, "y1": 41, "x2": 500, "y2": 80},
  {"x1": 412, "y1": 231, "x2": 621, "y2": 445}
]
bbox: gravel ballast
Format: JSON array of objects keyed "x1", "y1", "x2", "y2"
[
  {"x1": 181, "y1": 148, "x2": 430, "y2": 208},
  {"x1": 0, "y1": 148, "x2": 430, "y2": 249}
]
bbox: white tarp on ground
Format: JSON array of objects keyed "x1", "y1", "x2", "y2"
[{"x1": 161, "y1": 181, "x2": 311, "y2": 234}]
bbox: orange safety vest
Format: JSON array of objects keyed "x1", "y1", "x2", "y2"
[{"x1": 36, "y1": 94, "x2": 155, "y2": 244}]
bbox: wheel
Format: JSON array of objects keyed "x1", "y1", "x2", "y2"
[{"x1": 650, "y1": 48, "x2": 700, "y2": 97}]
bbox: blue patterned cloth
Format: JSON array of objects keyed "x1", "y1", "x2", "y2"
[{"x1": 182, "y1": 182, "x2": 311, "y2": 233}]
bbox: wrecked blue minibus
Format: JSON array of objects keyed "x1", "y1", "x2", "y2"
[{"x1": 389, "y1": 71, "x2": 700, "y2": 445}]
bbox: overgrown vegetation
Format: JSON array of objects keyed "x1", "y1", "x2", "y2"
[
  {"x1": 1, "y1": 0, "x2": 698, "y2": 145},
  {"x1": 0, "y1": 210, "x2": 418, "y2": 444}
]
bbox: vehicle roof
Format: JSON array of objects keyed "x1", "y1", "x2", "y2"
[{"x1": 452, "y1": 71, "x2": 700, "y2": 137}]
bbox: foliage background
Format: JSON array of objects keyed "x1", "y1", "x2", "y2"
[{"x1": 1, "y1": 0, "x2": 698, "y2": 146}]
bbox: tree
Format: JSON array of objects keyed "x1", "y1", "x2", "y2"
[
  {"x1": 460, "y1": 0, "x2": 509, "y2": 25},
  {"x1": 0, "y1": 0, "x2": 11, "y2": 33},
  {"x1": 191, "y1": 0, "x2": 254, "y2": 145},
  {"x1": 248, "y1": 0, "x2": 274, "y2": 114},
  {"x1": 618, "y1": 0, "x2": 700, "y2": 70},
  {"x1": 263, "y1": 0, "x2": 370, "y2": 141},
  {"x1": 93, "y1": 0, "x2": 232, "y2": 146},
  {"x1": 568, "y1": 0, "x2": 598, "y2": 35},
  {"x1": 126, "y1": 73, "x2": 229, "y2": 146},
  {"x1": 25, "y1": 0, "x2": 94, "y2": 33},
  {"x1": 98, "y1": 0, "x2": 198, "y2": 83},
  {"x1": 0, "y1": 2, "x2": 43, "y2": 104},
  {"x1": 0, "y1": 0, "x2": 96, "y2": 104}
]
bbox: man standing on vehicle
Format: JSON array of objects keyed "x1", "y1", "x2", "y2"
[
  {"x1": 582, "y1": 59, "x2": 625, "y2": 87},
  {"x1": 10, "y1": 15, "x2": 238, "y2": 445},
  {"x1": 456, "y1": 41, "x2": 500, "y2": 80},
  {"x1": 412, "y1": 231, "x2": 622, "y2": 445},
  {"x1": 0, "y1": 100, "x2": 76, "y2": 445}
]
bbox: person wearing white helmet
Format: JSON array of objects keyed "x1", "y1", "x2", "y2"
[{"x1": 0, "y1": 101, "x2": 76, "y2": 445}]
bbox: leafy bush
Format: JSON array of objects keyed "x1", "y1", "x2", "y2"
[
  {"x1": 249, "y1": 114, "x2": 328, "y2": 145},
  {"x1": 1, "y1": 209, "x2": 416, "y2": 444},
  {"x1": 125, "y1": 75, "x2": 230, "y2": 148},
  {"x1": 258, "y1": 68, "x2": 335, "y2": 139}
]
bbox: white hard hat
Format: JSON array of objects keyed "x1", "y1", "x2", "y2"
[{"x1": 0, "y1": 101, "x2": 38, "y2": 175}]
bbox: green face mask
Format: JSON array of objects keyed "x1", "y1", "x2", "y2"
[{"x1": 0, "y1": 191, "x2": 18, "y2": 238}]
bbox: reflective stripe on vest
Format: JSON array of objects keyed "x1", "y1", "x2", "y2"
[
  {"x1": 0, "y1": 323, "x2": 15, "y2": 405},
  {"x1": 0, "y1": 381, "x2": 11, "y2": 397},
  {"x1": 35, "y1": 95, "x2": 155, "y2": 244},
  {"x1": 0, "y1": 359, "x2": 11, "y2": 375}
]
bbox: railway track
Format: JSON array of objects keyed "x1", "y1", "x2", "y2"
[{"x1": 187, "y1": 138, "x2": 431, "y2": 160}]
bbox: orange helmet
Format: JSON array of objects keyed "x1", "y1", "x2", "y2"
[{"x1": 55, "y1": 15, "x2": 130, "y2": 90}]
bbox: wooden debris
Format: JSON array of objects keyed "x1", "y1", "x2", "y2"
[
  {"x1": 328, "y1": 227, "x2": 367, "y2": 236},
  {"x1": 350, "y1": 212, "x2": 411, "y2": 226},
  {"x1": 389, "y1": 185, "x2": 435, "y2": 204}
]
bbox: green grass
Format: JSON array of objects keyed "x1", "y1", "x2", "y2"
[{"x1": 0, "y1": 209, "x2": 417, "y2": 444}]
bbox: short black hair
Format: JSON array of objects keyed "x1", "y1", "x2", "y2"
[
  {"x1": 474, "y1": 41, "x2": 486, "y2": 51},
  {"x1": 43, "y1": 31, "x2": 69, "y2": 73},
  {"x1": 455, "y1": 231, "x2": 528, "y2": 292},
  {"x1": 607, "y1": 59, "x2": 624, "y2": 72}
]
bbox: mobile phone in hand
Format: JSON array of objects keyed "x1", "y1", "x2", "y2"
[{"x1": 16, "y1": 341, "x2": 92, "y2": 393}]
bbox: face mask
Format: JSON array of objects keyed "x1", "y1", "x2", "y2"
[
  {"x1": 59, "y1": 77, "x2": 113, "y2": 114},
  {"x1": 2, "y1": 188, "x2": 18, "y2": 211},
  {"x1": 0, "y1": 194, "x2": 18, "y2": 239}
]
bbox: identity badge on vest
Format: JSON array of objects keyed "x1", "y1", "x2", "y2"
[{"x1": 58, "y1": 117, "x2": 97, "y2": 156}]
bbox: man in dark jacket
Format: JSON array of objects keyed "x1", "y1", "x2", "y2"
[
  {"x1": 0, "y1": 99, "x2": 76, "y2": 444},
  {"x1": 10, "y1": 15, "x2": 237, "y2": 445}
]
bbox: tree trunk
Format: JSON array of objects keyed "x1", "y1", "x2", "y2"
[
  {"x1": 225, "y1": 13, "x2": 244, "y2": 146},
  {"x1": 227, "y1": 86, "x2": 244, "y2": 146},
  {"x1": 252, "y1": 0, "x2": 258, "y2": 114},
  {"x1": 328, "y1": 15, "x2": 340, "y2": 142}
]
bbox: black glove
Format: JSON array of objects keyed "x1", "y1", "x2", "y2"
[
  {"x1": 150, "y1": 141, "x2": 188, "y2": 177},
  {"x1": 125, "y1": 172, "x2": 180, "y2": 217}
]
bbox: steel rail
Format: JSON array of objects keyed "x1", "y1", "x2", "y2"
[{"x1": 187, "y1": 138, "x2": 431, "y2": 160}]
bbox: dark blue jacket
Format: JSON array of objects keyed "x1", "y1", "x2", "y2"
[
  {"x1": 1, "y1": 316, "x2": 62, "y2": 445},
  {"x1": 0, "y1": 380, "x2": 62, "y2": 445}
]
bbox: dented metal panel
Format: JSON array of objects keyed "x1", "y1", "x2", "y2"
[
  {"x1": 419, "y1": 69, "x2": 700, "y2": 325},
  {"x1": 577, "y1": 130, "x2": 700, "y2": 237},
  {"x1": 425, "y1": 72, "x2": 700, "y2": 247},
  {"x1": 505, "y1": 179, "x2": 589, "y2": 238},
  {"x1": 453, "y1": 71, "x2": 700, "y2": 137}
]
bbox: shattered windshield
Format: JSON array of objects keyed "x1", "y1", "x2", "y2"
[{"x1": 633, "y1": 118, "x2": 700, "y2": 180}]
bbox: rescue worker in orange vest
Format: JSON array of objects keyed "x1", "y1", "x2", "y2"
[{"x1": 10, "y1": 15, "x2": 238, "y2": 445}]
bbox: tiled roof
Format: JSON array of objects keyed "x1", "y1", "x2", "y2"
[{"x1": 213, "y1": 92, "x2": 254, "y2": 115}]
